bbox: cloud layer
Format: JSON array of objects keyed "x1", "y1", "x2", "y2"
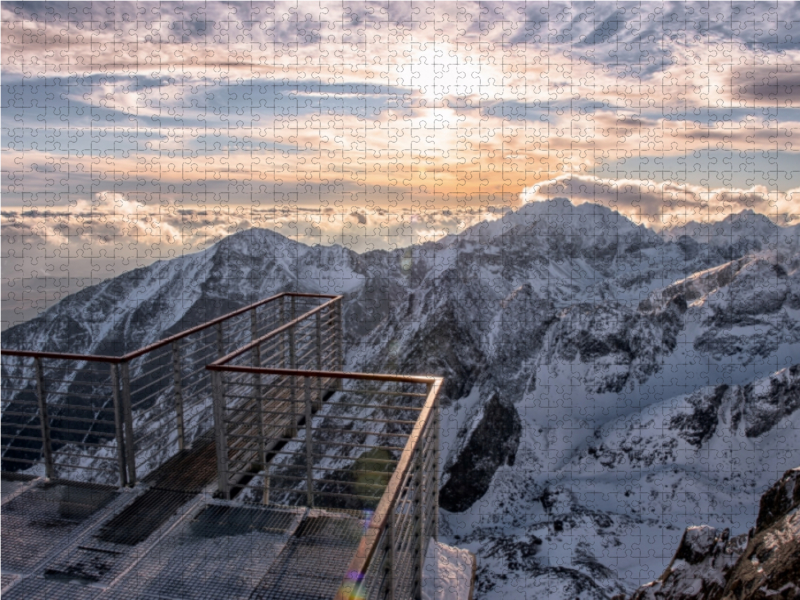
[{"x1": 3, "y1": 1, "x2": 800, "y2": 325}]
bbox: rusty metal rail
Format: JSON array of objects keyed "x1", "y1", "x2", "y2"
[
  {"x1": 208, "y1": 345, "x2": 442, "y2": 599},
  {"x1": 1, "y1": 293, "x2": 342, "y2": 487},
  {"x1": 3, "y1": 288, "x2": 441, "y2": 599}
]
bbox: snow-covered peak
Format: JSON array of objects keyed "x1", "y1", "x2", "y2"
[
  {"x1": 442, "y1": 197, "x2": 657, "y2": 251},
  {"x1": 663, "y1": 209, "x2": 784, "y2": 248}
]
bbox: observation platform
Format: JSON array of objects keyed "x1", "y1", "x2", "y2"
[{"x1": 2, "y1": 293, "x2": 445, "y2": 600}]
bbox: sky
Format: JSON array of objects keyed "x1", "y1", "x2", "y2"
[{"x1": 2, "y1": 1, "x2": 800, "y2": 327}]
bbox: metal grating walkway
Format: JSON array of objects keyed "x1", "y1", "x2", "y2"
[
  {"x1": 98, "y1": 504, "x2": 305, "y2": 600},
  {"x1": 1, "y1": 480, "x2": 120, "y2": 574},
  {"x1": 250, "y1": 514, "x2": 366, "y2": 600},
  {"x1": 95, "y1": 438, "x2": 217, "y2": 546},
  {"x1": 2, "y1": 445, "x2": 367, "y2": 600}
]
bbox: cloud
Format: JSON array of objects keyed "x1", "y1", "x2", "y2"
[
  {"x1": 521, "y1": 175, "x2": 800, "y2": 228},
  {"x1": 1, "y1": 192, "x2": 506, "y2": 273},
  {"x1": 349, "y1": 210, "x2": 367, "y2": 225}
]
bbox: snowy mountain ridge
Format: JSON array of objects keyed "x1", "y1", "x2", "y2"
[{"x1": 3, "y1": 198, "x2": 799, "y2": 599}]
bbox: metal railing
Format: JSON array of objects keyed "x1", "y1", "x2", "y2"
[
  {"x1": 1, "y1": 293, "x2": 342, "y2": 487},
  {"x1": 3, "y1": 287, "x2": 441, "y2": 598},
  {"x1": 208, "y1": 345, "x2": 441, "y2": 598}
]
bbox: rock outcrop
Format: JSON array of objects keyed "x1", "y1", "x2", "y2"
[{"x1": 626, "y1": 468, "x2": 800, "y2": 600}]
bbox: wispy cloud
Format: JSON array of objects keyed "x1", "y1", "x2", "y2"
[{"x1": 3, "y1": 1, "x2": 800, "y2": 324}]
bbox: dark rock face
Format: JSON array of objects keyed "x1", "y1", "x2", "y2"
[
  {"x1": 669, "y1": 385, "x2": 730, "y2": 448},
  {"x1": 439, "y1": 392, "x2": 521, "y2": 513},
  {"x1": 740, "y1": 364, "x2": 800, "y2": 439},
  {"x1": 626, "y1": 468, "x2": 800, "y2": 600},
  {"x1": 756, "y1": 466, "x2": 800, "y2": 533},
  {"x1": 719, "y1": 468, "x2": 800, "y2": 600},
  {"x1": 397, "y1": 297, "x2": 483, "y2": 403},
  {"x1": 628, "y1": 526, "x2": 747, "y2": 600}
]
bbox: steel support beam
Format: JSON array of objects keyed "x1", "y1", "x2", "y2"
[
  {"x1": 416, "y1": 435, "x2": 426, "y2": 600},
  {"x1": 431, "y1": 382, "x2": 440, "y2": 541},
  {"x1": 315, "y1": 310, "x2": 323, "y2": 408},
  {"x1": 109, "y1": 363, "x2": 128, "y2": 487},
  {"x1": 212, "y1": 370, "x2": 230, "y2": 499},
  {"x1": 33, "y1": 357, "x2": 55, "y2": 480},
  {"x1": 304, "y1": 375, "x2": 314, "y2": 508},
  {"x1": 120, "y1": 361, "x2": 137, "y2": 486},
  {"x1": 172, "y1": 341, "x2": 185, "y2": 451}
]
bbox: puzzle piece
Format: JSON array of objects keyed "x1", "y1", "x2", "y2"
[{"x1": 2, "y1": 2, "x2": 799, "y2": 599}]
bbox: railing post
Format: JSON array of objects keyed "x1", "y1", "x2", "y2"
[
  {"x1": 414, "y1": 433, "x2": 426, "y2": 600},
  {"x1": 109, "y1": 363, "x2": 128, "y2": 488},
  {"x1": 431, "y1": 382, "x2": 439, "y2": 541},
  {"x1": 216, "y1": 321, "x2": 224, "y2": 358},
  {"x1": 315, "y1": 309, "x2": 323, "y2": 370},
  {"x1": 289, "y1": 307, "x2": 297, "y2": 437},
  {"x1": 172, "y1": 341, "x2": 186, "y2": 451},
  {"x1": 33, "y1": 357, "x2": 55, "y2": 480},
  {"x1": 315, "y1": 310, "x2": 323, "y2": 408},
  {"x1": 280, "y1": 295, "x2": 287, "y2": 368},
  {"x1": 336, "y1": 299, "x2": 344, "y2": 371},
  {"x1": 120, "y1": 361, "x2": 137, "y2": 486},
  {"x1": 251, "y1": 309, "x2": 265, "y2": 467},
  {"x1": 211, "y1": 369, "x2": 230, "y2": 500},
  {"x1": 304, "y1": 376, "x2": 314, "y2": 508},
  {"x1": 387, "y1": 508, "x2": 397, "y2": 600},
  {"x1": 335, "y1": 299, "x2": 344, "y2": 392}
]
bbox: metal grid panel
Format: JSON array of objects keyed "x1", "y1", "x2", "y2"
[
  {"x1": 1, "y1": 293, "x2": 337, "y2": 490},
  {"x1": 211, "y1": 300, "x2": 343, "y2": 500},
  {"x1": 215, "y1": 374, "x2": 420, "y2": 509},
  {"x1": 250, "y1": 513, "x2": 366, "y2": 600},
  {"x1": 95, "y1": 439, "x2": 217, "y2": 546},
  {"x1": 210, "y1": 365, "x2": 440, "y2": 599},
  {"x1": 40, "y1": 493, "x2": 209, "y2": 589},
  {"x1": 0, "y1": 576, "x2": 103, "y2": 600},
  {"x1": 1, "y1": 356, "x2": 122, "y2": 485},
  {"x1": 1, "y1": 573, "x2": 20, "y2": 592},
  {"x1": 1, "y1": 472, "x2": 38, "y2": 504},
  {"x1": 98, "y1": 504, "x2": 305, "y2": 600},
  {"x1": 1, "y1": 480, "x2": 119, "y2": 574}
]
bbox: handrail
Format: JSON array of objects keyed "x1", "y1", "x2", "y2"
[
  {"x1": 333, "y1": 376, "x2": 442, "y2": 600},
  {"x1": 0, "y1": 350, "x2": 122, "y2": 363},
  {"x1": 207, "y1": 360, "x2": 442, "y2": 600},
  {"x1": 205, "y1": 365, "x2": 436, "y2": 387},
  {"x1": 209, "y1": 296, "x2": 342, "y2": 367},
  {"x1": 0, "y1": 292, "x2": 339, "y2": 363},
  {"x1": 122, "y1": 292, "x2": 339, "y2": 360}
]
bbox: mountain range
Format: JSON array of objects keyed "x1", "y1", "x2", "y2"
[{"x1": 3, "y1": 198, "x2": 799, "y2": 599}]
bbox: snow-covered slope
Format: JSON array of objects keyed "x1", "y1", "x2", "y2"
[
  {"x1": 1, "y1": 227, "x2": 362, "y2": 356},
  {"x1": 663, "y1": 210, "x2": 787, "y2": 254},
  {"x1": 439, "y1": 366, "x2": 800, "y2": 599},
  {"x1": 3, "y1": 200, "x2": 799, "y2": 598}
]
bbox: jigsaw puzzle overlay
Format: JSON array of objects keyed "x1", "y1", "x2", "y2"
[{"x1": 2, "y1": 2, "x2": 800, "y2": 599}]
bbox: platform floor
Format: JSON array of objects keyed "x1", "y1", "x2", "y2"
[{"x1": 1, "y1": 441, "x2": 365, "y2": 600}]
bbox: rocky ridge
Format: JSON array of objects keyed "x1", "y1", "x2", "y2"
[{"x1": 625, "y1": 467, "x2": 800, "y2": 600}]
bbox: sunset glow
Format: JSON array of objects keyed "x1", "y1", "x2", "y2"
[{"x1": 3, "y1": 1, "x2": 800, "y2": 325}]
